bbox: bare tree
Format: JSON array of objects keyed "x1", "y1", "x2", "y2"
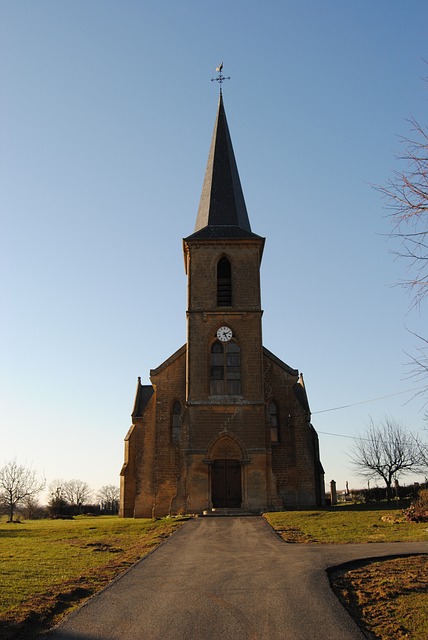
[
  {"x1": 376, "y1": 116, "x2": 428, "y2": 402},
  {"x1": 404, "y1": 330, "x2": 428, "y2": 408},
  {"x1": 350, "y1": 417, "x2": 423, "y2": 500},
  {"x1": 0, "y1": 460, "x2": 45, "y2": 521},
  {"x1": 416, "y1": 431, "x2": 428, "y2": 472},
  {"x1": 377, "y1": 117, "x2": 428, "y2": 307},
  {"x1": 21, "y1": 495, "x2": 45, "y2": 520},
  {"x1": 97, "y1": 485, "x2": 120, "y2": 514},
  {"x1": 62, "y1": 479, "x2": 92, "y2": 510},
  {"x1": 47, "y1": 478, "x2": 69, "y2": 515},
  {"x1": 48, "y1": 478, "x2": 67, "y2": 501}
]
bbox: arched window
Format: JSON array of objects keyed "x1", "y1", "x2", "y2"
[
  {"x1": 217, "y1": 258, "x2": 232, "y2": 306},
  {"x1": 210, "y1": 340, "x2": 241, "y2": 395},
  {"x1": 172, "y1": 401, "x2": 181, "y2": 443},
  {"x1": 268, "y1": 401, "x2": 279, "y2": 443}
]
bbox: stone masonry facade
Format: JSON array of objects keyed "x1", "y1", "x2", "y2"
[{"x1": 120, "y1": 93, "x2": 324, "y2": 517}]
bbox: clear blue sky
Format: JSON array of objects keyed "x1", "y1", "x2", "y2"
[{"x1": 2, "y1": 1, "x2": 428, "y2": 502}]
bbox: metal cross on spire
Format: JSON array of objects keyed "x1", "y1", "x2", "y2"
[{"x1": 211, "y1": 62, "x2": 230, "y2": 93}]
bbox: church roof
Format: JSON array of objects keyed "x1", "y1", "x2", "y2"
[
  {"x1": 131, "y1": 379, "x2": 154, "y2": 419},
  {"x1": 149, "y1": 344, "x2": 186, "y2": 377},
  {"x1": 186, "y1": 92, "x2": 262, "y2": 241},
  {"x1": 263, "y1": 347, "x2": 298, "y2": 377}
]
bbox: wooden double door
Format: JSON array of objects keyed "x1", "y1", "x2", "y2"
[{"x1": 211, "y1": 459, "x2": 242, "y2": 508}]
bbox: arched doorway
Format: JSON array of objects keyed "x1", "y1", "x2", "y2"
[
  {"x1": 211, "y1": 459, "x2": 242, "y2": 508},
  {"x1": 206, "y1": 433, "x2": 246, "y2": 509}
]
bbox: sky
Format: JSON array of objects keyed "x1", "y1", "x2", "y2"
[{"x1": 2, "y1": 0, "x2": 428, "y2": 503}]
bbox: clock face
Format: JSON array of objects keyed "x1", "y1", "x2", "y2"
[{"x1": 217, "y1": 326, "x2": 233, "y2": 342}]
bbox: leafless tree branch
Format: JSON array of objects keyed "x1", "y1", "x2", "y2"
[
  {"x1": 349, "y1": 417, "x2": 423, "y2": 499},
  {"x1": 375, "y1": 110, "x2": 428, "y2": 401}
]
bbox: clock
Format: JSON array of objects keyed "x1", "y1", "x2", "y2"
[{"x1": 217, "y1": 326, "x2": 233, "y2": 342}]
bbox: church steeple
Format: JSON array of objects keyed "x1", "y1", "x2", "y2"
[
  {"x1": 119, "y1": 75, "x2": 325, "y2": 519},
  {"x1": 189, "y1": 93, "x2": 259, "y2": 240}
]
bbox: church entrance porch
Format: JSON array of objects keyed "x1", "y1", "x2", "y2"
[{"x1": 211, "y1": 459, "x2": 242, "y2": 508}]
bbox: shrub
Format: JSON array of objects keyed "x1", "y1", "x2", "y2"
[{"x1": 404, "y1": 489, "x2": 428, "y2": 522}]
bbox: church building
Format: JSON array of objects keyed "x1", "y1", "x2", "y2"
[{"x1": 120, "y1": 92, "x2": 325, "y2": 517}]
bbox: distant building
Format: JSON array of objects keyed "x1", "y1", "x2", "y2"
[{"x1": 120, "y1": 94, "x2": 324, "y2": 516}]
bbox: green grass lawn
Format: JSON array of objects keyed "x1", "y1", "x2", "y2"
[
  {"x1": 264, "y1": 505, "x2": 428, "y2": 543},
  {"x1": 0, "y1": 515, "x2": 185, "y2": 638}
]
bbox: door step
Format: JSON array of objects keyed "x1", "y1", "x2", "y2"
[{"x1": 202, "y1": 508, "x2": 256, "y2": 517}]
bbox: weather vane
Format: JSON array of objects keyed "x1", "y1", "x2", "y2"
[{"x1": 211, "y1": 62, "x2": 230, "y2": 92}]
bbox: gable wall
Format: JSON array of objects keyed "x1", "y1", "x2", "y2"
[
  {"x1": 133, "y1": 350, "x2": 187, "y2": 517},
  {"x1": 263, "y1": 353, "x2": 324, "y2": 507}
]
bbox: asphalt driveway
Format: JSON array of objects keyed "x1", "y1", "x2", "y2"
[{"x1": 47, "y1": 517, "x2": 427, "y2": 640}]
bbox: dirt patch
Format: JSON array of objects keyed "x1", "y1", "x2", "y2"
[
  {"x1": 330, "y1": 554, "x2": 428, "y2": 639},
  {"x1": 86, "y1": 542, "x2": 123, "y2": 553},
  {"x1": 274, "y1": 526, "x2": 316, "y2": 543}
]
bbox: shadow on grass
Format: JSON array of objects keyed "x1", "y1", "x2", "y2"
[
  {"x1": 277, "y1": 500, "x2": 412, "y2": 513},
  {"x1": 0, "y1": 587, "x2": 94, "y2": 640},
  {"x1": 0, "y1": 620, "x2": 100, "y2": 640},
  {"x1": 326, "y1": 499, "x2": 411, "y2": 512},
  {"x1": 0, "y1": 528, "x2": 31, "y2": 537}
]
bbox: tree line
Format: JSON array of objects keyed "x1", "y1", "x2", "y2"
[
  {"x1": 48, "y1": 479, "x2": 120, "y2": 517},
  {"x1": 0, "y1": 460, "x2": 119, "y2": 522}
]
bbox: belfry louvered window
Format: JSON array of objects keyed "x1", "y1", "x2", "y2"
[
  {"x1": 217, "y1": 258, "x2": 232, "y2": 306},
  {"x1": 210, "y1": 340, "x2": 241, "y2": 395}
]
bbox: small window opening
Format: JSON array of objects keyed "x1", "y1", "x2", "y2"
[
  {"x1": 268, "y1": 402, "x2": 279, "y2": 443},
  {"x1": 217, "y1": 258, "x2": 232, "y2": 306},
  {"x1": 172, "y1": 401, "x2": 181, "y2": 443},
  {"x1": 226, "y1": 342, "x2": 241, "y2": 394}
]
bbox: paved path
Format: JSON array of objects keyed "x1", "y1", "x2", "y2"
[{"x1": 47, "y1": 517, "x2": 427, "y2": 640}]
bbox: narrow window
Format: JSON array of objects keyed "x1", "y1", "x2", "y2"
[
  {"x1": 210, "y1": 340, "x2": 241, "y2": 395},
  {"x1": 226, "y1": 342, "x2": 241, "y2": 394},
  {"x1": 268, "y1": 402, "x2": 279, "y2": 443},
  {"x1": 217, "y1": 258, "x2": 232, "y2": 306},
  {"x1": 172, "y1": 401, "x2": 181, "y2": 443},
  {"x1": 210, "y1": 342, "x2": 224, "y2": 395}
]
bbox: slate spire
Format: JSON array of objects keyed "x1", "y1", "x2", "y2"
[{"x1": 192, "y1": 93, "x2": 254, "y2": 238}]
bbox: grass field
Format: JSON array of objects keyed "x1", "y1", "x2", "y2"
[
  {"x1": 0, "y1": 515, "x2": 185, "y2": 639},
  {"x1": 264, "y1": 505, "x2": 428, "y2": 543},
  {"x1": 1, "y1": 509, "x2": 427, "y2": 639}
]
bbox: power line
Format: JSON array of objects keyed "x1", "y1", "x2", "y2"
[
  {"x1": 317, "y1": 430, "x2": 368, "y2": 441},
  {"x1": 312, "y1": 385, "x2": 428, "y2": 415}
]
